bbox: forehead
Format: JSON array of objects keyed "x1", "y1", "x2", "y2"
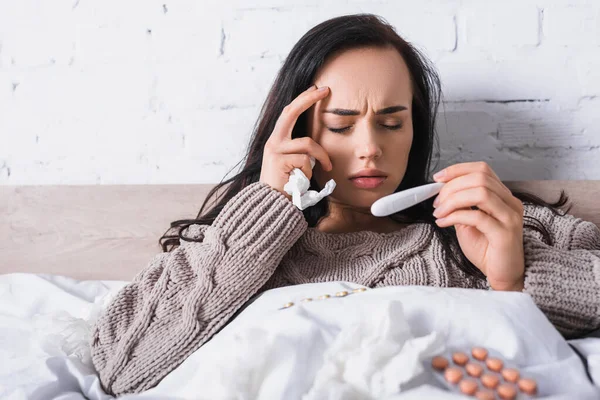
[{"x1": 313, "y1": 46, "x2": 413, "y2": 105}]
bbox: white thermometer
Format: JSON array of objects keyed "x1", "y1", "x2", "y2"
[{"x1": 371, "y1": 182, "x2": 445, "y2": 217}]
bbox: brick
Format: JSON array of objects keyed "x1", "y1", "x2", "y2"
[
  {"x1": 463, "y1": 4, "x2": 540, "y2": 48},
  {"x1": 363, "y1": 4, "x2": 457, "y2": 52},
  {"x1": 432, "y1": 97, "x2": 600, "y2": 178},
  {"x1": 0, "y1": 1, "x2": 75, "y2": 67},
  {"x1": 543, "y1": 5, "x2": 599, "y2": 47},
  {"x1": 72, "y1": 0, "x2": 164, "y2": 30},
  {"x1": 150, "y1": 57, "x2": 280, "y2": 112},
  {"x1": 74, "y1": 25, "x2": 152, "y2": 66},
  {"x1": 223, "y1": 8, "x2": 317, "y2": 60},
  {"x1": 0, "y1": 71, "x2": 12, "y2": 114},
  {"x1": 147, "y1": 22, "x2": 222, "y2": 64},
  {"x1": 182, "y1": 107, "x2": 258, "y2": 166},
  {"x1": 435, "y1": 46, "x2": 581, "y2": 104},
  {"x1": 573, "y1": 52, "x2": 600, "y2": 97},
  {"x1": 225, "y1": 0, "x2": 320, "y2": 9}
]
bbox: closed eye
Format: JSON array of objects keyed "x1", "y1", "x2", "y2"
[{"x1": 328, "y1": 123, "x2": 403, "y2": 133}]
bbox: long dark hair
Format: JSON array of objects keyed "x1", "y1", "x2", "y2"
[{"x1": 159, "y1": 13, "x2": 570, "y2": 281}]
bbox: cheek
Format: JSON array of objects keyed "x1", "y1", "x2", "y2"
[
  {"x1": 312, "y1": 135, "x2": 345, "y2": 181},
  {"x1": 317, "y1": 133, "x2": 348, "y2": 166},
  {"x1": 393, "y1": 126, "x2": 413, "y2": 155},
  {"x1": 316, "y1": 132, "x2": 344, "y2": 158}
]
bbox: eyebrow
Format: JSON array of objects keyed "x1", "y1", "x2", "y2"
[{"x1": 322, "y1": 105, "x2": 408, "y2": 116}]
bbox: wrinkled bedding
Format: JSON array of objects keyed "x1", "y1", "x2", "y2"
[{"x1": 1, "y1": 273, "x2": 599, "y2": 399}]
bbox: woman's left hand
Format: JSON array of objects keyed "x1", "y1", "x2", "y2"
[{"x1": 432, "y1": 161, "x2": 525, "y2": 291}]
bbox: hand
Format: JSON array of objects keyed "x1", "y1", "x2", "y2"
[
  {"x1": 260, "y1": 85, "x2": 333, "y2": 200},
  {"x1": 432, "y1": 162, "x2": 525, "y2": 291}
]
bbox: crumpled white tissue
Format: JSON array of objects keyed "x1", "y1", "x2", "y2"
[
  {"x1": 186, "y1": 298, "x2": 445, "y2": 400},
  {"x1": 283, "y1": 156, "x2": 336, "y2": 210},
  {"x1": 31, "y1": 311, "x2": 94, "y2": 366},
  {"x1": 30, "y1": 287, "x2": 116, "y2": 369},
  {"x1": 302, "y1": 301, "x2": 445, "y2": 399}
]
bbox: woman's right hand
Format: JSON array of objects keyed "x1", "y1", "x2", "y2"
[{"x1": 259, "y1": 85, "x2": 333, "y2": 199}]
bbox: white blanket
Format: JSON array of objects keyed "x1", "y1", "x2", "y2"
[{"x1": 0, "y1": 273, "x2": 599, "y2": 399}]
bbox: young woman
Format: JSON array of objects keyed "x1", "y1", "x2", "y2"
[{"x1": 91, "y1": 13, "x2": 600, "y2": 396}]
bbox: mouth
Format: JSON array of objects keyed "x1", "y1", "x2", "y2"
[{"x1": 349, "y1": 176, "x2": 387, "y2": 189}]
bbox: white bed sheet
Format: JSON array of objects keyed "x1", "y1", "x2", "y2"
[{"x1": 0, "y1": 273, "x2": 599, "y2": 399}]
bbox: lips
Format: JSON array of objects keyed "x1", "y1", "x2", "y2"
[
  {"x1": 350, "y1": 175, "x2": 387, "y2": 179},
  {"x1": 349, "y1": 169, "x2": 388, "y2": 180},
  {"x1": 349, "y1": 176, "x2": 387, "y2": 189},
  {"x1": 348, "y1": 168, "x2": 388, "y2": 189}
]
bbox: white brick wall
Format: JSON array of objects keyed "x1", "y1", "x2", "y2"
[{"x1": 1, "y1": 0, "x2": 599, "y2": 184}]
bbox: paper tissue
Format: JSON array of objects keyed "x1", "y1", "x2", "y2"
[{"x1": 283, "y1": 156, "x2": 336, "y2": 210}]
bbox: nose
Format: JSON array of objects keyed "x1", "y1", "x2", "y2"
[{"x1": 354, "y1": 129, "x2": 382, "y2": 161}]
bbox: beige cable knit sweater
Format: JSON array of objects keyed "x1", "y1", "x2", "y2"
[{"x1": 91, "y1": 181, "x2": 600, "y2": 396}]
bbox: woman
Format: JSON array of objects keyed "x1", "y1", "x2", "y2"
[{"x1": 91, "y1": 13, "x2": 600, "y2": 396}]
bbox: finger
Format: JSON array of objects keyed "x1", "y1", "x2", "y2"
[
  {"x1": 281, "y1": 153, "x2": 314, "y2": 180},
  {"x1": 433, "y1": 161, "x2": 501, "y2": 183},
  {"x1": 433, "y1": 187, "x2": 520, "y2": 228},
  {"x1": 434, "y1": 172, "x2": 520, "y2": 214},
  {"x1": 435, "y1": 208, "x2": 505, "y2": 239},
  {"x1": 279, "y1": 137, "x2": 332, "y2": 171},
  {"x1": 271, "y1": 85, "x2": 330, "y2": 142}
]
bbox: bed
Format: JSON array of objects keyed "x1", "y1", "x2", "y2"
[{"x1": 1, "y1": 180, "x2": 599, "y2": 399}]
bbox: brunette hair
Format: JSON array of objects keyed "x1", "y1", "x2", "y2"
[{"x1": 159, "y1": 14, "x2": 570, "y2": 281}]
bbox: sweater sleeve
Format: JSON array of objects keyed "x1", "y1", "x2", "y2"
[
  {"x1": 90, "y1": 181, "x2": 308, "y2": 396},
  {"x1": 521, "y1": 204, "x2": 600, "y2": 338}
]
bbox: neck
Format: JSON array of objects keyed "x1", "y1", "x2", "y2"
[{"x1": 315, "y1": 199, "x2": 406, "y2": 234}]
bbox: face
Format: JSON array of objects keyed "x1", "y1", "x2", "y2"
[{"x1": 307, "y1": 46, "x2": 414, "y2": 210}]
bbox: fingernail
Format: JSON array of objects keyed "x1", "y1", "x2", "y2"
[
  {"x1": 317, "y1": 86, "x2": 329, "y2": 92},
  {"x1": 307, "y1": 85, "x2": 317, "y2": 91},
  {"x1": 433, "y1": 170, "x2": 446, "y2": 180},
  {"x1": 433, "y1": 197, "x2": 440, "y2": 208}
]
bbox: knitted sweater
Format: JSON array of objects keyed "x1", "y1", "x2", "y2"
[{"x1": 90, "y1": 181, "x2": 600, "y2": 396}]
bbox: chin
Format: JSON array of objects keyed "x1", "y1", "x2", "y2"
[
  {"x1": 339, "y1": 188, "x2": 387, "y2": 209},
  {"x1": 318, "y1": 180, "x2": 395, "y2": 208}
]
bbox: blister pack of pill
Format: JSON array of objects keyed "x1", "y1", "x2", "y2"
[{"x1": 427, "y1": 346, "x2": 538, "y2": 399}]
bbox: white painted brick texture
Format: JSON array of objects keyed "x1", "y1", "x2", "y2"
[{"x1": 1, "y1": 0, "x2": 599, "y2": 184}]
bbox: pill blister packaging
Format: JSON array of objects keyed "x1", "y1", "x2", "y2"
[{"x1": 426, "y1": 346, "x2": 539, "y2": 399}]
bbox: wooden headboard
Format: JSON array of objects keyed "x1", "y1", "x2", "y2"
[{"x1": 1, "y1": 181, "x2": 599, "y2": 282}]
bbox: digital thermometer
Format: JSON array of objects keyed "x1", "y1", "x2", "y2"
[{"x1": 371, "y1": 182, "x2": 445, "y2": 217}]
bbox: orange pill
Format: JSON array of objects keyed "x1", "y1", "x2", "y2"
[
  {"x1": 472, "y1": 347, "x2": 489, "y2": 361},
  {"x1": 452, "y1": 351, "x2": 469, "y2": 366},
  {"x1": 501, "y1": 368, "x2": 520, "y2": 383},
  {"x1": 475, "y1": 390, "x2": 495, "y2": 400},
  {"x1": 466, "y1": 362, "x2": 484, "y2": 377},
  {"x1": 486, "y1": 357, "x2": 504, "y2": 372},
  {"x1": 444, "y1": 367, "x2": 463, "y2": 384},
  {"x1": 497, "y1": 383, "x2": 517, "y2": 400},
  {"x1": 481, "y1": 373, "x2": 500, "y2": 389},
  {"x1": 459, "y1": 379, "x2": 478, "y2": 396},
  {"x1": 432, "y1": 356, "x2": 449, "y2": 371},
  {"x1": 518, "y1": 378, "x2": 538, "y2": 395}
]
